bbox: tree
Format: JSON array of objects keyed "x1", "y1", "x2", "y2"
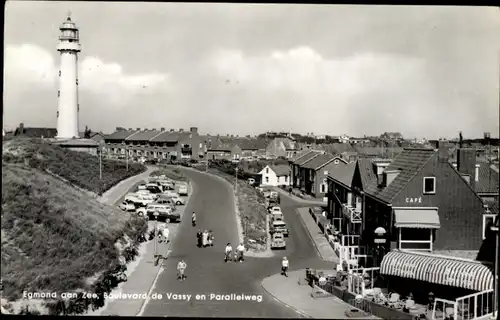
[{"x1": 84, "y1": 126, "x2": 91, "y2": 139}]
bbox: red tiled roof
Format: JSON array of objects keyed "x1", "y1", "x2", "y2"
[
  {"x1": 475, "y1": 164, "x2": 499, "y2": 194},
  {"x1": 302, "y1": 153, "x2": 337, "y2": 170},
  {"x1": 105, "y1": 130, "x2": 138, "y2": 140},
  {"x1": 364, "y1": 148, "x2": 436, "y2": 203},
  {"x1": 327, "y1": 162, "x2": 356, "y2": 188},
  {"x1": 357, "y1": 159, "x2": 379, "y2": 189},
  {"x1": 294, "y1": 151, "x2": 322, "y2": 165}
]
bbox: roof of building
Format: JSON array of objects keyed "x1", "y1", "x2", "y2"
[
  {"x1": 208, "y1": 141, "x2": 237, "y2": 151},
  {"x1": 290, "y1": 149, "x2": 313, "y2": 162},
  {"x1": 302, "y1": 153, "x2": 337, "y2": 170},
  {"x1": 357, "y1": 159, "x2": 379, "y2": 189},
  {"x1": 488, "y1": 200, "x2": 499, "y2": 215},
  {"x1": 125, "y1": 130, "x2": 162, "y2": 141},
  {"x1": 364, "y1": 148, "x2": 436, "y2": 203},
  {"x1": 294, "y1": 150, "x2": 322, "y2": 165},
  {"x1": 475, "y1": 164, "x2": 500, "y2": 194},
  {"x1": 78, "y1": 131, "x2": 102, "y2": 139},
  {"x1": 269, "y1": 164, "x2": 290, "y2": 176},
  {"x1": 355, "y1": 146, "x2": 404, "y2": 157},
  {"x1": 328, "y1": 162, "x2": 357, "y2": 188},
  {"x1": 328, "y1": 143, "x2": 357, "y2": 154},
  {"x1": 149, "y1": 131, "x2": 192, "y2": 142},
  {"x1": 105, "y1": 130, "x2": 138, "y2": 140},
  {"x1": 14, "y1": 127, "x2": 58, "y2": 139},
  {"x1": 50, "y1": 138, "x2": 100, "y2": 147}
]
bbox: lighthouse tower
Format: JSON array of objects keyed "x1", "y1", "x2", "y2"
[{"x1": 56, "y1": 15, "x2": 80, "y2": 139}]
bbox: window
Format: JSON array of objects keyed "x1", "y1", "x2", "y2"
[
  {"x1": 399, "y1": 228, "x2": 433, "y2": 251},
  {"x1": 423, "y1": 177, "x2": 436, "y2": 194},
  {"x1": 266, "y1": 167, "x2": 269, "y2": 174},
  {"x1": 321, "y1": 183, "x2": 326, "y2": 193},
  {"x1": 334, "y1": 159, "x2": 339, "y2": 164},
  {"x1": 483, "y1": 214, "x2": 496, "y2": 240},
  {"x1": 324, "y1": 170, "x2": 329, "y2": 175},
  {"x1": 58, "y1": 70, "x2": 61, "y2": 77},
  {"x1": 57, "y1": 90, "x2": 60, "y2": 97},
  {"x1": 285, "y1": 176, "x2": 288, "y2": 182},
  {"x1": 265, "y1": 176, "x2": 269, "y2": 183}
]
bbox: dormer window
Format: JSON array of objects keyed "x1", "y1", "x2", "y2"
[{"x1": 423, "y1": 177, "x2": 436, "y2": 194}]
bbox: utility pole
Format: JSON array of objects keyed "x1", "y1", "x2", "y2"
[
  {"x1": 153, "y1": 211, "x2": 159, "y2": 266},
  {"x1": 235, "y1": 167, "x2": 239, "y2": 193},
  {"x1": 126, "y1": 145, "x2": 129, "y2": 172},
  {"x1": 99, "y1": 146, "x2": 102, "y2": 180}
]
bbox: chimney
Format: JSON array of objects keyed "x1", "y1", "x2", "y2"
[
  {"x1": 19, "y1": 123, "x2": 25, "y2": 132},
  {"x1": 170, "y1": 129, "x2": 175, "y2": 132},
  {"x1": 475, "y1": 164, "x2": 480, "y2": 182},
  {"x1": 436, "y1": 141, "x2": 449, "y2": 163},
  {"x1": 179, "y1": 129, "x2": 184, "y2": 132},
  {"x1": 190, "y1": 127, "x2": 198, "y2": 134},
  {"x1": 161, "y1": 127, "x2": 165, "y2": 132},
  {"x1": 457, "y1": 148, "x2": 476, "y2": 188}
]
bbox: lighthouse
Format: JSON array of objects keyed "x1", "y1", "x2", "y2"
[{"x1": 56, "y1": 14, "x2": 80, "y2": 139}]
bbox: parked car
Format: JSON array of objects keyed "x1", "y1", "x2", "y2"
[
  {"x1": 136, "y1": 204, "x2": 180, "y2": 222},
  {"x1": 178, "y1": 185, "x2": 188, "y2": 196},
  {"x1": 119, "y1": 200, "x2": 136, "y2": 212},
  {"x1": 163, "y1": 190, "x2": 180, "y2": 198},
  {"x1": 125, "y1": 194, "x2": 155, "y2": 207},
  {"x1": 171, "y1": 196, "x2": 185, "y2": 205},
  {"x1": 269, "y1": 206, "x2": 282, "y2": 214},
  {"x1": 137, "y1": 184, "x2": 147, "y2": 190},
  {"x1": 271, "y1": 233, "x2": 286, "y2": 250},
  {"x1": 154, "y1": 197, "x2": 177, "y2": 209},
  {"x1": 271, "y1": 212, "x2": 284, "y2": 222},
  {"x1": 270, "y1": 220, "x2": 289, "y2": 237},
  {"x1": 146, "y1": 185, "x2": 162, "y2": 194}
]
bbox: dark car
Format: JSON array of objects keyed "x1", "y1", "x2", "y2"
[{"x1": 146, "y1": 185, "x2": 162, "y2": 194}]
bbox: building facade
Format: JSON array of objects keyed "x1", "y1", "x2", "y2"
[{"x1": 259, "y1": 165, "x2": 290, "y2": 187}]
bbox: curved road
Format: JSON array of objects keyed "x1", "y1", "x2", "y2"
[{"x1": 142, "y1": 168, "x2": 332, "y2": 318}]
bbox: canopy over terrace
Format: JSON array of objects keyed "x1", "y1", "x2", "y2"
[{"x1": 380, "y1": 250, "x2": 494, "y2": 292}]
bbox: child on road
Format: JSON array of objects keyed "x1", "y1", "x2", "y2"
[{"x1": 281, "y1": 257, "x2": 289, "y2": 277}]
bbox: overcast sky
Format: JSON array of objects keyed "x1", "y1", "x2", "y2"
[{"x1": 4, "y1": 2, "x2": 499, "y2": 138}]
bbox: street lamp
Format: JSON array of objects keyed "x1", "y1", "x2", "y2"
[
  {"x1": 374, "y1": 227, "x2": 387, "y2": 267},
  {"x1": 153, "y1": 211, "x2": 160, "y2": 266}
]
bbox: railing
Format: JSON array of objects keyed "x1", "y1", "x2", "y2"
[
  {"x1": 454, "y1": 289, "x2": 495, "y2": 320},
  {"x1": 341, "y1": 204, "x2": 362, "y2": 223}
]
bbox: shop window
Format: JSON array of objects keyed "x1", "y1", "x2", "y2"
[
  {"x1": 423, "y1": 177, "x2": 436, "y2": 194},
  {"x1": 483, "y1": 214, "x2": 496, "y2": 240},
  {"x1": 399, "y1": 228, "x2": 432, "y2": 251}
]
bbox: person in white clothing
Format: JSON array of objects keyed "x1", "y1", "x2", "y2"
[
  {"x1": 224, "y1": 243, "x2": 233, "y2": 262},
  {"x1": 236, "y1": 243, "x2": 245, "y2": 262},
  {"x1": 162, "y1": 226, "x2": 170, "y2": 244},
  {"x1": 177, "y1": 260, "x2": 187, "y2": 281},
  {"x1": 281, "y1": 257, "x2": 289, "y2": 277}
]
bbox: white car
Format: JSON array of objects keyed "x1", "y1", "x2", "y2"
[
  {"x1": 178, "y1": 185, "x2": 188, "y2": 196},
  {"x1": 269, "y1": 206, "x2": 282, "y2": 213},
  {"x1": 171, "y1": 196, "x2": 185, "y2": 205},
  {"x1": 164, "y1": 190, "x2": 180, "y2": 198},
  {"x1": 125, "y1": 194, "x2": 155, "y2": 207},
  {"x1": 119, "y1": 201, "x2": 136, "y2": 211}
]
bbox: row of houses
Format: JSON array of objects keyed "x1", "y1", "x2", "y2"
[{"x1": 288, "y1": 145, "x2": 498, "y2": 269}]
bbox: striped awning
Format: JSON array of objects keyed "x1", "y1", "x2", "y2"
[
  {"x1": 380, "y1": 250, "x2": 494, "y2": 292},
  {"x1": 394, "y1": 209, "x2": 440, "y2": 229}
]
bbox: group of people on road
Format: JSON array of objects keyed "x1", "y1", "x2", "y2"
[
  {"x1": 224, "y1": 242, "x2": 245, "y2": 263},
  {"x1": 196, "y1": 229, "x2": 214, "y2": 247},
  {"x1": 157, "y1": 224, "x2": 170, "y2": 244}
]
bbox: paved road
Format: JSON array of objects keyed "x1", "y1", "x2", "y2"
[{"x1": 142, "y1": 168, "x2": 333, "y2": 318}]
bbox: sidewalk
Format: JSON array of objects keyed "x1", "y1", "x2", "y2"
[
  {"x1": 88, "y1": 182, "x2": 192, "y2": 316},
  {"x1": 262, "y1": 269, "x2": 375, "y2": 319},
  {"x1": 274, "y1": 188, "x2": 338, "y2": 263}
]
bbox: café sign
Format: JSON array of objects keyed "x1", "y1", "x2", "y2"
[{"x1": 405, "y1": 197, "x2": 422, "y2": 204}]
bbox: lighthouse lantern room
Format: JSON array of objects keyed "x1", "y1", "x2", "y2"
[{"x1": 56, "y1": 14, "x2": 81, "y2": 139}]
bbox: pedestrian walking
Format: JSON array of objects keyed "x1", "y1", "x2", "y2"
[
  {"x1": 208, "y1": 230, "x2": 214, "y2": 246},
  {"x1": 281, "y1": 257, "x2": 289, "y2": 277},
  {"x1": 191, "y1": 212, "x2": 196, "y2": 227},
  {"x1": 224, "y1": 243, "x2": 233, "y2": 262},
  {"x1": 196, "y1": 229, "x2": 202, "y2": 248},
  {"x1": 177, "y1": 260, "x2": 187, "y2": 281},
  {"x1": 157, "y1": 223, "x2": 165, "y2": 243},
  {"x1": 236, "y1": 242, "x2": 245, "y2": 262},
  {"x1": 202, "y1": 230, "x2": 209, "y2": 247},
  {"x1": 162, "y1": 226, "x2": 170, "y2": 244}
]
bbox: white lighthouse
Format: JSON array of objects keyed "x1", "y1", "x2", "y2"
[{"x1": 56, "y1": 15, "x2": 80, "y2": 139}]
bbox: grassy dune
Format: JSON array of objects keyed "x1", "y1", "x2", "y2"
[{"x1": 1, "y1": 139, "x2": 147, "y2": 303}]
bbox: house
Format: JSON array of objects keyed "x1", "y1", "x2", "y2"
[
  {"x1": 104, "y1": 127, "x2": 204, "y2": 161},
  {"x1": 359, "y1": 147, "x2": 487, "y2": 260},
  {"x1": 380, "y1": 132, "x2": 404, "y2": 141},
  {"x1": 300, "y1": 153, "x2": 348, "y2": 200},
  {"x1": 451, "y1": 159, "x2": 499, "y2": 204},
  {"x1": 79, "y1": 131, "x2": 106, "y2": 144},
  {"x1": 290, "y1": 150, "x2": 323, "y2": 188},
  {"x1": 326, "y1": 161, "x2": 358, "y2": 234},
  {"x1": 259, "y1": 164, "x2": 290, "y2": 187},
  {"x1": 13, "y1": 123, "x2": 57, "y2": 139},
  {"x1": 206, "y1": 141, "x2": 242, "y2": 161},
  {"x1": 266, "y1": 137, "x2": 298, "y2": 158}
]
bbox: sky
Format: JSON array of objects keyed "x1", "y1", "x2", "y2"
[{"x1": 3, "y1": 2, "x2": 500, "y2": 139}]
